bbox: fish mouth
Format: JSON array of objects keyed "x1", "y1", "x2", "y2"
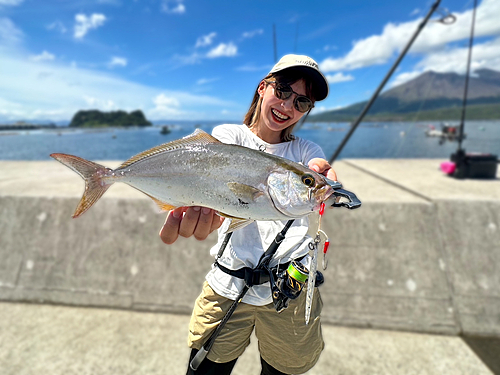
[{"x1": 313, "y1": 184, "x2": 334, "y2": 205}]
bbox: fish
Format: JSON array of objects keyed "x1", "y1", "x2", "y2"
[{"x1": 50, "y1": 129, "x2": 334, "y2": 232}]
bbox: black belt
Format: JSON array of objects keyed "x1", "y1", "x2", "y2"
[{"x1": 214, "y1": 257, "x2": 304, "y2": 287}]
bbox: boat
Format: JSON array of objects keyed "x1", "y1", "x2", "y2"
[
  {"x1": 425, "y1": 123, "x2": 466, "y2": 143},
  {"x1": 160, "y1": 125, "x2": 171, "y2": 135}
]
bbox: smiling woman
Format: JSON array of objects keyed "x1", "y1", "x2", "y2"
[{"x1": 158, "y1": 54, "x2": 339, "y2": 375}]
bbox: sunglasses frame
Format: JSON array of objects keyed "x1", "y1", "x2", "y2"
[{"x1": 267, "y1": 81, "x2": 314, "y2": 113}]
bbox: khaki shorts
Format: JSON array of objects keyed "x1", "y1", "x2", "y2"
[{"x1": 188, "y1": 281, "x2": 324, "y2": 374}]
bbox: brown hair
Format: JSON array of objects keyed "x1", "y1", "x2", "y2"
[{"x1": 243, "y1": 68, "x2": 316, "y2": 142}]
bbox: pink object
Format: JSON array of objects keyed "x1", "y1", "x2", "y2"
[{"x1": 440, "y1": 161, "x2": 456, "y2": 175}]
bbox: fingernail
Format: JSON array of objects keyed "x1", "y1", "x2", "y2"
[
  {"x1": 172, "y1": 210, "x2": 182, "y2": 218},
  {"x1": 192, "y1": 206, "x2": 201, "y2": 211},
  {"x1": 202, "y1": 207, "x2": 211, "y2": 215},
  {"x1": 311, "y1": 165, "x2": 320, "y2": 172}
]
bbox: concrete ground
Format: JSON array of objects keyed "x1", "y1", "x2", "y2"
[{"x1": 0, "y1": 301, "x2": 494, "y2": 375}]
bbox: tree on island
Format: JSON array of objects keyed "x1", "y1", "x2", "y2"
[{"x1": 69, "y1": 110, "x2": 152, "y2": 127}]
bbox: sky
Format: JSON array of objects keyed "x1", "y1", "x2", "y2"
[{"x1": 1, "y1": 0, "x2": 500, "y2": 124}]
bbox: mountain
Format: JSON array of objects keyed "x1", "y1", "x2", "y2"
[{"x1": 310, "y1": 69, "x2": 500, "y2": 122}]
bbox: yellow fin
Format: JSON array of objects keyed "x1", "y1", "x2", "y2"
[
  {"x1": 225, "y1": 218, "x2": 254, "y2": 233},
  {"x1": 145, "y1": 194, "x2": 177, "y2": 212},
  {"x1": 118, "y1": 129, "x2": 221, "y2": 169}
]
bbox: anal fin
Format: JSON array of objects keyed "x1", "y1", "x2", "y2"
[
  {"x1": 225, "y1": 218, "x2": 254, "y2": 233},
  {"x1": 146, "y1": 194, "x2": 177, "y2": 212}
]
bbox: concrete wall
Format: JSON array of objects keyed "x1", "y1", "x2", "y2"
[{"x1": 0, "y1": 160, "x2": 498, "y2": 337}]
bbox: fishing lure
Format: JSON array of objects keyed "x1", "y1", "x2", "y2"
[{"x1": 305, "y1": 203, "x2": 325, "y2": 325}]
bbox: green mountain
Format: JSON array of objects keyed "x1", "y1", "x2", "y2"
[
  {"x1": 310, "y1": 69, "x2": 500, "y2": 122},
  {"x1": 69, "y1": 110, "x2": 152, "y2": 127}
]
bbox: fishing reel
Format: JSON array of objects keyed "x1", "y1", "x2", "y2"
[{"x1": 270, "y1": 260, "x2": 309, "y2": 313}]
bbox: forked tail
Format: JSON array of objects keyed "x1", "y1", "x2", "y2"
[{"x1": 50, "y1": 153, "x2": 114, "y2": 218}]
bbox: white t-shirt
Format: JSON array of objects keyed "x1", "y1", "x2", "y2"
[{"x1": 205, "y1": 124, "x2": 326, "y2": 306}]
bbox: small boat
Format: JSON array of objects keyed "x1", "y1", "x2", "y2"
[
  {"x1": 160, "y1": 125, "x2": 171, "y2": 135},
  {"x1": 425, "y1": 123, "x2": 466, "y2": 143}
]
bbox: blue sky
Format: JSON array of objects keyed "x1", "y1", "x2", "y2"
[{"x1": 1, "y1": 0, "x2": 499, "y2": 123}]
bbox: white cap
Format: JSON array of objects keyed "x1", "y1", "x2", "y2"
[{"x1": 269, "y1": 54, "x2": 329, "y2": 101}]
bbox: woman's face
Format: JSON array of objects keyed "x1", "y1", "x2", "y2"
[{"x1": 256, "y1": 78, "x2": 308, "y2": 142}]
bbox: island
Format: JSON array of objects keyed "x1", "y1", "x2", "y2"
[{"x1": 69, "y1": 110, "x2": 152, "y2": 128}]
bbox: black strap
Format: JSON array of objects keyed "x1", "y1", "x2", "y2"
[{"x1": 214, "y1": 260, "x2": 270, "y2": 287}]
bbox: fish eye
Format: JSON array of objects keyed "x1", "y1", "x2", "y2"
[{"x1": 301, "y1": 174, "x2": 315, "y2": 187}]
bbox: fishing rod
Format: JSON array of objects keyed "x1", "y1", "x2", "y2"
[
  {"x1": 457, "y1": 0, "x2": 477, "y2": 152},
  {"x1": 328, "y1": 0, "x2": 445, "y2": 164},
  {"x1": 446, "y1": 0, "x2": 497, "y2": 179}
]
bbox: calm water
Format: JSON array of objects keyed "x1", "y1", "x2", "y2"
[{"x1": 0, "y1": 121, "x2": 499, "y2": 161}]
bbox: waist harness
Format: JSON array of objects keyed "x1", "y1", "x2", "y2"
[{"x1": 214, "y1": 258, "x2": 302, "y2": 287}]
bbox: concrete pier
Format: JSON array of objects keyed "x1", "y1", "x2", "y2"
[{"x1": 0, "y1": 159, "x2": 499, "y2": 373}]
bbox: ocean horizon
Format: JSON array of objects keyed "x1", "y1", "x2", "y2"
[{"x1": 1, "y1": 120, "x2": 499, "y2": 161}]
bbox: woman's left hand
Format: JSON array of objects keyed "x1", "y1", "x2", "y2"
[{"x1": 308, "y1": 158, "x2": 338, "y2": 181}]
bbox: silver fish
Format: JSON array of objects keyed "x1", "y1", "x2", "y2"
[{"x1": 51, "y1": 129, "x2": 334, "y2": 231}]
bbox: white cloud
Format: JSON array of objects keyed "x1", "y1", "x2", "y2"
[
  {"x1": 195, "y1": 32, "x2": 217, "y2": 48},
  {"x1": 326, "y1": 72, "x2": 354, "y2": 84},
  {"x1": 242, "y1": 29, "x2": 263, "y2": 39},
  {"x1": 388, "y1": 71, "x2": 422, "y2": 88},
  {"x1": 74, "y1": 13, "x2": 106, "y2": 39},
  {"x1": 172, "y1": 52, "x2": 202, "y2": 66},
  {"x1": 174, "y1": 40, "x2": 238, "y2": 66},
  {"x1": 83, "y1": 95, "x2": 117, "y2": 110},
  {"x1": 410, "y1": 8, "x2": 421, "y2": 16},
  {"x1": 0, "y1": 50, "x2": 234, "y2": 122},
  {"x1": 0, "y1": 17, "x2": 23, "y2": 46},
  {"x1": 197, "y1": 77, "x2": 219, "y2": 85},
  {"x1": 320, "y1": 0, "x2": 500, "y2": 73},
  {"x1": 206, "y1": 42, "x2": 237, "y2": 58},
  {"x1": 47, "y1": 21, "x2": 67, "y2": 34},
  {"x1": 0, "y1": 0, "x2": 23, "y2": 5},
  {"x1": 416, "y1": 36, "x2": 500, "y2": 74},
  {"x1": 235, "y1": 63, "x2": 270, "y2": 72},
  {"x1": 29, "y1": 51, "x2": 55, "y2": 62},
  {"x1": 161, "y1": 0, "x2": 185, "y2": 14},
  {"x1": 151, "y1": 93, "x2": 182, "y2": 117},
  {"x1": 109, "y1": 56, "x2": 127, "y2": 68}
]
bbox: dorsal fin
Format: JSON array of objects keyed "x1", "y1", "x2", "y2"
[{"x1": 118, "y1": 129, "x2": 221, "y2": 169}]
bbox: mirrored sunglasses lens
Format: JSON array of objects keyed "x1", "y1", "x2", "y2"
[
  {"x1": 295, "y1": 97, "x2": 313, "y2": 112},
  {"x1": 276, "y1": 84, "x2": 293, "y2": 100}
]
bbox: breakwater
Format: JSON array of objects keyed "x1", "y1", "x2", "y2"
[
  {"x1": 0, "y1": 159, "x2": 498, "y2": 337},
  {"x1": 0, "y1": 124, "x2": 57, "y2": 131}
]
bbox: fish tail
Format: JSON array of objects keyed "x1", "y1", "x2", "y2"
[{"x1": 50, "y1": 153, "x2": 114, "y2": 218}]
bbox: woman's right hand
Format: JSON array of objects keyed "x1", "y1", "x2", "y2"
[{"x1": 159, "y1": 206, "x2": 225, "y2": 245}]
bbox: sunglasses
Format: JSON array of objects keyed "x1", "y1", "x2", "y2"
[{"x1": 268, "y1": 81, "x2": 314, "y2": 113}]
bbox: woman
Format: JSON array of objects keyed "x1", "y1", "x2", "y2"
[{"x1": 160, "y1": 54, "x2": 337, "y2": 375}]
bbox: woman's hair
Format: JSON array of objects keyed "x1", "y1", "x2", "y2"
[{"x1": 243, "y1": 67, "x2": 316, "y2": 142}]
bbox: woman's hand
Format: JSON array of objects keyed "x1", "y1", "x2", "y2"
[
  {"x1": 308, "y1": 158, "x2": 338, "y2": 181},
  {"x1": 159, "y1": 206, "x2": 225, "y2": 245}
]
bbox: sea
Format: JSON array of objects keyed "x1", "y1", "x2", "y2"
[{"x1": 0, "y1": 120, "x2": 499, "y2": 161}]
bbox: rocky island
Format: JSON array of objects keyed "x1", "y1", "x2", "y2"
[{"x1": 69, "y1": 110, "x2": 152, "y2": 128}]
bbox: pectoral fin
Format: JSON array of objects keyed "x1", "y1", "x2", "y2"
[{"x1": 227, "y1": 182, "x2": 265, "y2": 204}]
